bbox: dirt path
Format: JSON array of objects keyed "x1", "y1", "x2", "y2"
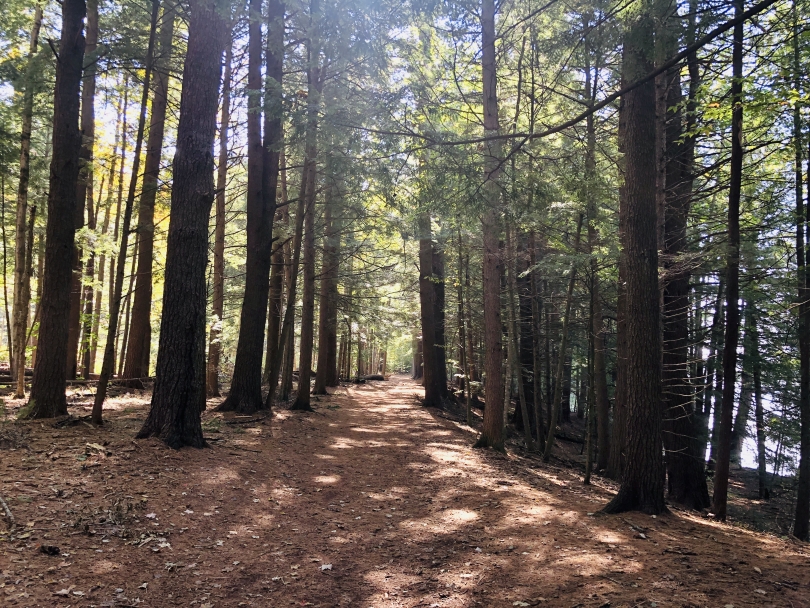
[{"x1": 1, "y1": 374, "x2": 809, "y2": 607}]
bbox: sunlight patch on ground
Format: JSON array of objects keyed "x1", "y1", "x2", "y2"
[
  {"x1": 314, "y1": 475, "x2": 340, "y2": 484},
  {"x1": 441, "y1": 508, "x2": 478, "y2": 523}
]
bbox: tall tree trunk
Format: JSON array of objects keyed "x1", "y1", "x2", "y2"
[
  {"x1": 92, "y1": 0, "x2": 160, "y2": 423},
  {"x1": 582, "y1": 48, "x2": 610, "y2": 471},
  {"x1": 264, "y1": 152, "x2": 288, "y2": 384},
  {"x1": 15, "y1": 206, "x2": 36, "y2": 395},
  {"x1": 750, "y1": 306, "x2": 768, "y2": 498},
  {"x1": 712, "y1": 0, "x2": 744, "y2": 521},
  {"x1": 412, "y1": 333, "x2": 423, "y2": 380},
  {"x1": 137, "y1": 0, "x2": 227, "y2": 446},
  {"x1": 219, "y1": 0, "x2": 283, "y2": 413},
  {"x1": 79, "y1": 181, "x2": 100, "y2": 378},
  {"x1": 110, "y1": 78, "x2": 129, "y2": 359},
  {"x1": 117, "y1": 235, "x2": 138, "y2": 376},
  {"x1": 31, "y1": 232, "x2": 43, "y2": 367},
  {"x1": 465, "y1": 253, "x2": 477, "y2": 383},
  {"x1": 543, "y1": 214, "x2": 582, "y2": 461},
  {"x1": 474, "y1": 0, "x2": 504, "y2": 450},
  {"x1": 291, "y1": 0, "x2": 320, "y2": 412},
  {"x1": 433, "y1": 240, "x2": 448, "y2": 396},
  {"x1": 730, "y1": 306, "x2": 754, "y2": 466},
  {"x1": 24, "y1": 0, "x2": 85, "y2": 418},
  {"x1": 602, "y1": 10, "x2": 665, "y2": 514},
  {"x1": 658, "y1": 0, "x2": 709, "y2": 511},
  {"x1": 124, "y1": 1, "x2": 177, "y2": 383},
  {"x1": 314, "y1": 173, "x2": 338, "y2": 394},
  {"x1": 529, "y1": 232, "x2": 545, "y2": 450},
  {"x1": 206, "y1": 31, "x2": 231, "y2": 397},
  {"x1": 418, "y1": 213, "x2": 442, "y2": 406},
  {"x1": 506, "y1": 223, "x2": 533, "y2": 450},
  {"x1": 793, "y1": 0, "x2": 810, "y2": 540},
  {"x1": 11, "y1": 5, "x2": 42, "y2": 393},
  {"x1": 64, "y1": 0, "x2": 99, "y2": 381},
  {"x1": 270, "y1": 161, "x2": 303, "y2": 407}
]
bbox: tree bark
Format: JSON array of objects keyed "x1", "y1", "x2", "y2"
[
  {"x1": 750, "y1": 307, "x2": 768, "y2": 499},
  {"x1": 206, "y1": 31, "x2": 231, "y2": 397},
  {"x1": 291, "y1": 0, "x2": 321, "y2": 412},
  {"x1": 602, "y1": 11, "x2": 666, "y2": 514},
  {"x1": 433, "y1": 240, "x2": 448, "y2": 397},
  {"x1": 124, "y1": 1, "x2": 177, "y2": 383},
  {"x1": 712, "y1": 0, "x2": 744, "y2": 521},
  {"x1": 474, "y1": 0, "x2": 504, "y2": 451},
  {"x1": 23, "y1": 0, "x2": 86, "y2": 419},
  {"x1": 506, "y1": 223, "x2": 533, "y2": 450},
  {"x1": 418, "y1": 213, "x2": 442, "y2": 406},
  {"x1": 136, "y1": 0, "x2": 227, "y2": 446},
  {"x1": 529, "y1": 232, "x2": 545, "y2": 450},
  {"x1": 793, "y1": 0, "x2": 810, "y2": 540},
  {"x1": 12, "y1": 6, "x2": 43, "y2": 396},
  {"x1": 314, "y1": 173, "x2": 338, "y2": 394},
  {"x1": 543, "y1": 214, "x2": 582, "y2": 461},
  {"x1": 92, "y1": 0, "x2": 160, "y2": 423},
  {"x1": 219, "y1": 0, "x2": 283, "y2": 413}
]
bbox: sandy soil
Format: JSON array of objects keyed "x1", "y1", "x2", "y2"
[{"x1": 1, "y1": 374, "x2": 808, "y2": 607}]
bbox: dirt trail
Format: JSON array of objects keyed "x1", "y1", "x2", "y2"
[{"x1": 1, "y1": 374, "x2": 809, "y2": 607}]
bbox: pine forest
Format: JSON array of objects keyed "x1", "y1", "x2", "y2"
[{"x1": 0, "y1": 0, "x2": 809, "y2": 605}]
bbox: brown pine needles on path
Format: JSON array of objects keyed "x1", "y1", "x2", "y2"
[{"x1": 1, "y1": 375, "x2": 808, "y2": 607}]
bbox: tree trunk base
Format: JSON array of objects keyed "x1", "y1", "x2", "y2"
[
  {"x1": 289, "y1": 398, "x2": 313, "y2": 412},
  {"x1": 602, "y1": 487, "x2": 669, "y2": 515},
  {"x1": 473, "y1": 434, "x2": 504, "y2": 452},
  {"x1": 216, "y1": 390, "x2": 266, "y2": 414}
]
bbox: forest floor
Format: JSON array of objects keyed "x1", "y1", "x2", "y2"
[{"x1": 1, "y1": 374, "x2": 809, "y2": 608}]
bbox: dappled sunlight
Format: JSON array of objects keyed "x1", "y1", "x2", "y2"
[{"x1": 4, "y1": 375, "x2": 806, "y2": 607}]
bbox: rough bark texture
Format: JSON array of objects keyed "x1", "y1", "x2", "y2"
[
  {"x1": 123, "y1": 2, "x2": 176, "y2": 382},
  {"x1": 291, "y1": 0, "x2": 320, "y2": 412},
  {"x1": 12, "y1": 6, "x2": 42, "y2": 397},
  {"x1": 136, "y1": 0, "x2": 226, "y2": 447},
  {"x1": 793, "y1": 0, "x2": 810, "y2": 540},
  {"x1": 219, "y1": 0, "x2": 282, "y2": 414},
  {"x1": 542, "y1": 215, "x2": 582, "y2": 462},
  {"x1": 474, "y1": 0, "x2": 504, "y2": 451},
  {"x1": 712, "y1": 0, "x2": 743, "y2": 521},
  {"x1": 418, "y1": 213, "x2": 442, "y2": 406},
  {"x1": 92, "y1": 0, "x2": 160, "y2": 423},
  {"x1": 313, "y1": 177, "x2": 338, "y2": 394},
  {"x1": 602, "y1": 13, "x2": 666, "y2": 515},
  {"x1": 206, "y1": 33, "x2": 231, "y2": 397},
  {"x1": 23, "y1": 0, "x2": 86, "y2": 419},
  {"x1": 433, "y1": 243, "x2": 448, "y2": 397},
  {"x1": 582, "y1": 53, "x2": 610, "y2": 471}
]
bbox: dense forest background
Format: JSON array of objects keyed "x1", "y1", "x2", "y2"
[{"x1": 1, "y1": 0, "x2": 810, "y2": 538}]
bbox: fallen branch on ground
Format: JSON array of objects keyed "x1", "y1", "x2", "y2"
[{"x1": 0, "y1": 493, "x2": 15, "y2": 533}]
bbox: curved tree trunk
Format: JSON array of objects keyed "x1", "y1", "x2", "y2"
[
  {"x1": 136, "y1": 0, "x2": 227, "y2": 447},
  {"x1": 24, "y1": 0, "x2": 86, "y2": 419}
]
